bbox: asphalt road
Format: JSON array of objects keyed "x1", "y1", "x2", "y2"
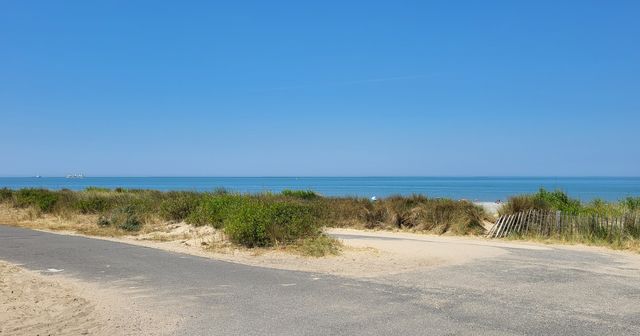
[{"x1": 1, "y1": 225, "x2": 639, "y2": 335}]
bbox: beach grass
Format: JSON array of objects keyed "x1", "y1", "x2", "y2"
[
  {"x1": 0, "y1": 188, "x2": 487, "y2": 252},
  {"x1": 2, "y1": 187, "x2": 638, "y2": 253},
  {"x1": 498, "y1": 188, "x2": 640, "y2": 252},
  {"x1": 499, "y1": 188, "x2": 640, "y2": 217}
]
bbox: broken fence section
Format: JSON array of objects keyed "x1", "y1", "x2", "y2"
[{"x1": 487, "y1": 209, "x2": 640, "y2": 239}]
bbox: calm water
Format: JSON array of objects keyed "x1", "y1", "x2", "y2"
[{"x1": 1, "y1": 177, "x2": 639, "y2": 202}]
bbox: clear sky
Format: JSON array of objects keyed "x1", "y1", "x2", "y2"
[{"x1": 1, "y1": 1, "x2": 639, "y2": 177}]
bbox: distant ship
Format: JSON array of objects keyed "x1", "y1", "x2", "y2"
[
  {"x1": 66, "y1": 173, "x2": 85, "y2": 179},
  {"x1": 35, "y1": 175, "x2": 42, "y2": 178}
]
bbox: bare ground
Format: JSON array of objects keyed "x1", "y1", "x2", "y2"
[
  {"x1": 1, "y1": 260, "x2": 178, "y2": 336},
  {"x1": 0, "y1": 261, "x2": 179, "y2": 336},
  {"x1": 0, "y1": 261, "x2": 103, "y2": 335}
]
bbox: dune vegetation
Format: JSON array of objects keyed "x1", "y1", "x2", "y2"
[
  {"x1": 498, "y1": 189, "x2": 640, "y2": 252},
  {"x1": 0, "y1": 188, "x2": 488, "y2": 255},
  {"x1": 499, "y1": 189, "x2": 640, "y2": 216},
  {"x1": 499, "y1": 188, "x2": 640, "y2": 217},
  {"x1": 3, "y1": 187, "x2": 636, "y2": 253}
]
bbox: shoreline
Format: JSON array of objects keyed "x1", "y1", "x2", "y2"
[{"x1": 1, "y1": 176, "x2": 638, "y2": 203}]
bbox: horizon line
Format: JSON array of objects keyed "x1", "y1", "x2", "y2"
[{"x1": 1, "y1": 175, "x2": 639, "y2": 179}]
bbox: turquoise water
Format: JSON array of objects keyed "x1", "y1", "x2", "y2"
[{"x1": 1, "y1": 177, "x2": 639, "y2": 202}]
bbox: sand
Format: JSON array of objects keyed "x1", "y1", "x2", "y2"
[
  {"x1": 474, "y1": 201, "x2": 502, "y2": 216},
  {"x1": 0, "y1": 261, "x2": 104, "y2": 335},
  {"x1": 0, "y1": 260, "x2": 178, "y2": 336}
]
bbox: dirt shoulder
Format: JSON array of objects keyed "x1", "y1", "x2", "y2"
[
  {"x1": 0, "y1": 260, "x2": 177, "y2": 336},
  {"x1": 0, "y1": 261, "x2": 104, "y2": 335}
]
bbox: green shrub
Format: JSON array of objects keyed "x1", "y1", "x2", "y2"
[
  {"x1": 622, "y1": 197, "x2": 640, "y2": 211},
  {"x1": 499, "y1": 195, "x2": 547, "y2": 215},
  {"x1": 224, "y1": 201, "x2": 318, "y2": 247},
  {"x1": 223, "y1": 200, "x2": 269, "y2": 247},
  {"x1": 265, "y1": 202, "x2": 318, "y2": 243},
  {"x1": 186, "y1": 194, "x2": 247, "y2": 228},
  {"x1": 85, "y1": 187, "x2": 111, "y2": 192},
  {"x1": 75, "y1": 194, "x2": 113, "y2": 214},
  {"x1": 313, "y1": 197, "x2": 371, "y2": 227},
  {"x1": 159, "y1": 192, "x2": 201, "y2": 221},
  {"x1": 119, "y1": 214, "x2": 142, "y2": 231},
  {"x1": 132, "y1": 190, "x2": 164, "y2": 212},
  {"x1": 535, "y1": 189, "x2": 582, "y2": 214},
  {"x1": 14, "y1": 189, "x2": 59, "y2": 212},
  {"x1": 98, "y1": 205, "x2": 143, "y2": 231},
  {"x1": 500, "y1": 189, "x2": 582, "y2": 215},
  {"x1": 500, "y1": 189, "x2": 629, "y2": 217},
  {"x1": 0, "y1": 188, "x2": 12, "y2": 203},
  {"x1": 582, "y1": 198, "x2": 624, "y2": 217},
  {"x1": 281, "y1": 189, "x2": 319, "y2": 200},
  {"x1": 51, "y1": 189, "x2": 79, "y2": 214}
]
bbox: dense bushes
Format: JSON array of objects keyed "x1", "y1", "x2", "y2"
[
  {"x1": 499, "y1": 195, "x2": 548, "y2": 215},
  {"x1": 75, "y1": 193, "x2": 114, "y2": 214},
  {"x1": 159, "y1": 192, "x2": 201, "y2": 221},
  {"x1": 622, "y1": 197, "x2": 640, "y2": 211},
  {"x1": 186, "y1": 194, "x2": 246, "y2": 228},
  {"x1": 224, "y1": 201, "x2": 317, "y2": 247},
  {"x1": 185, "y1": 194, "x2": 319, "y2": 247},
  {"x1": 14, "y1": 189, "x2": 59, "y2": 212},
  {"x1": 0, "y1": 188, "x2": 12, "y2": 202}
]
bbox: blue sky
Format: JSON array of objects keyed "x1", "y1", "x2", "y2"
[{"x1": 1, "y1": 1, "x2": 639, "y2": 176}]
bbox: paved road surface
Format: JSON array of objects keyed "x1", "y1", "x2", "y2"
[{"x1": 1, "y1": 225, "x2": 639, "y2": 335}]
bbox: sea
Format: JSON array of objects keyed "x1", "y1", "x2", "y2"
[{"x1": 1, "y1": 177, "x2": 639, "y2": 202}]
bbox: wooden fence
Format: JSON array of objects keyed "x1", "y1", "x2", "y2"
[{"x1": 487, "y1": 209, "x2": 640, "y2": 239}]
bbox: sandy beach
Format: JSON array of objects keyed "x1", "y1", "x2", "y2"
[{"x1": 474, "y1": 201, "x2": 502, "y2": 215}]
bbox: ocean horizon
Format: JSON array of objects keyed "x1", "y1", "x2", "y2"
[{"x1": 1, "y1": 176, "x2": 638, "y2": 202}]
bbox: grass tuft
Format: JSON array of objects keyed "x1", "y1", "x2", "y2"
[
  {"x1": 281, "y1": 189, "x2": 319, "y2": 200},
  {"x1": 293, "y1": 235, "x2": 342, "y2": 257}
]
